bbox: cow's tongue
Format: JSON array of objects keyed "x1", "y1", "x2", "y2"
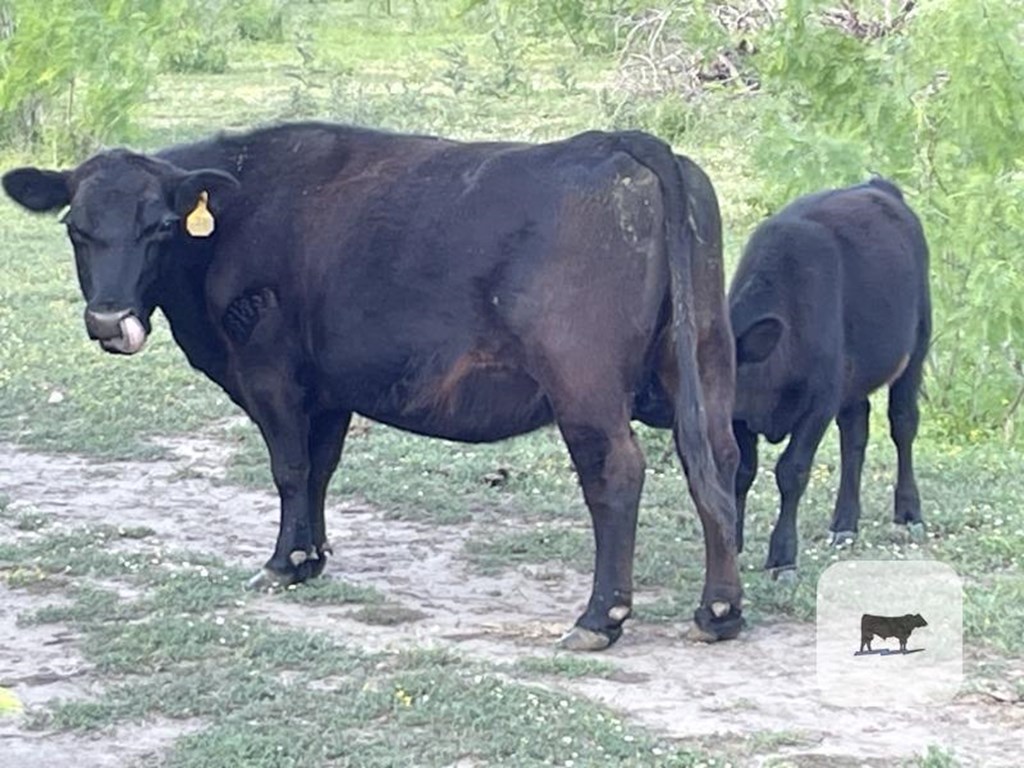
[{"x1": 100, "y1": 316, "x2": 147, "y2": 354}]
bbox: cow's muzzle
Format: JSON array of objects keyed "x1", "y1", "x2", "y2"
[{"x1": 85, "y1": 309, "x2": 148, "y2": 355}]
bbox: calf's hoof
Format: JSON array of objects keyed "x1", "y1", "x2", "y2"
[
  {"x1": 906, "y1": 521, "x2": 926, "y2": 543},
  {"x1": 768, "y1": 565, "x2": 797, "y2": 584},
  {"x1": 829, "y1": 530, "x2": 857, "y2": 548},
  {"x1": 688, "y1": 602, "x2": 743, "y2": 642}
]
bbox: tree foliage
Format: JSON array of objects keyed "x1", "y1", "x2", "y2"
[
  {"x1": 747, "y1": 0, "x2": 1024, "y2": 439},
  {"x1": 0, "y1": 0, "x2": 155, "y2": 158},
  {"x1": 0, "y1": 0, "x2": 287, "y2": 158}
]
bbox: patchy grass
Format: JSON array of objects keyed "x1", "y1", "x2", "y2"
[
  {"x1": 6, "y1": 522, "x2": 713, "y2": 767},
  {"x1": 465, "y1": 524, "x2": 592, "y2": 575},
  {"x1": 350, "y1": 603, "x2": 429, "y2": 626},
  {"x1": 280, "y1": 578, "x2": 383, "y2": 607},
  {"x1": 513, "y1": 654, "x2": 621, "y2": 681},
  {"x1": 912, "y1": 745, "x2": 962, "y2": 768}
]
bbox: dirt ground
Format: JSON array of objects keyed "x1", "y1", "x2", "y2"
[{"x1": 1, "y1": 437, "x2": 1021, "y2": 767}]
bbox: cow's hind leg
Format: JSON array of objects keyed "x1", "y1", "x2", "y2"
[
  {"x1": 767, "y1": 408, "x2": 832, "y2": 576},
  {"x1": 555, "y1": 408, "x2": 645, "y2": 651},
  {"x1": 830, "y1": 399, "x2": 870, "y2": 545},
  {"x1": 889, "y1": 351, "x2": 925, "y2": 537}
]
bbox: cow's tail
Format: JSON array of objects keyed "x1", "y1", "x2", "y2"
[
  {"x1": 610, "y1": 132, "x2": 741, "y2": 626},
  {"x1": 619, "y1": 135, "x2": 720, "y2": 499}
]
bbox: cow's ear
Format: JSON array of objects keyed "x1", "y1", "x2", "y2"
[
  {"x1": 2, "y1": 167, "x2": 71, "y2": 212},
  {"x1": 171, "y1": 169, "x2": 240, "y2": 218},
  {"x1": 736, "y1": 316, "x2": 784, "y2": 364}
]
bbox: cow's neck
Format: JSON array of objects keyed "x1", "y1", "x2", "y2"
[{"x1": 152, "y1": 243, "x2": 233, "y2": 396}]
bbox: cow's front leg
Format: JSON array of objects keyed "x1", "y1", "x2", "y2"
[
  {"x1": 557, "y1": 420, "x2": 645, "y2": 651},
  {"x1": 238, "y1": 369, "x2": 320, "y2": 589}
]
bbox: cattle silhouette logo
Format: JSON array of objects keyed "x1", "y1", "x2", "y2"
[
  {"x1": 818, "y1": 562, "x2": 961, "y2": 706},
  {"x1": 855, "y1": 613, "x2": 927, "y2": 656}
]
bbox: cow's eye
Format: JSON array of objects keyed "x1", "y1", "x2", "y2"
[
  {"x1": 65, "y1": 221, "x2": 90, "y2": 241},
  {"x1": 149, "y1": 217, "x2": 178, "y2": 236}
]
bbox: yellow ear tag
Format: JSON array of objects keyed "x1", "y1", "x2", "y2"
[{"x1": 185, "y1": 191, "x2": 215, "y2": 237}]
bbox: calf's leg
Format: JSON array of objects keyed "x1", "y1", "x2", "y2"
[
  {"x1": 767, "y1": 408, "x2": 832, "y2": 575},
  {"x1": 831, "y1": 399, "x2": 870, "y2": 544},
  {"x1": 733, "y1": 420, "x2": 758, "y2": 554},
  {"x1": 889, "y1": 355, "x2": 924, "y2": 532}
]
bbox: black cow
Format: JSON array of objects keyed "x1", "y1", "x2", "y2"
[
  {"x1": 860, "y1": 613, "x2": 928, "y2": 653},
  {"x1": 3, "y1": 122, "x2": 742, "y2": 649},
  {"x1": 729, "y1": 178, "x2": 931, "y2": 575}
]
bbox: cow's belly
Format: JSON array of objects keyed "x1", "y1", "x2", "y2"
[
  {"x1": 840, "y1": 340, "x2": 916, "y2": 405},
  {"x1": 357, "y1": 366, "x2": 555, "y2": 443}
]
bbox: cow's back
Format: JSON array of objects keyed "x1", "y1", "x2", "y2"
[
  {"x1": 802, "y1": 185, "x2": 929, "y2": 401},
  {"x1": 179, "y1": 125, "x2": 675, "y2": 439}
]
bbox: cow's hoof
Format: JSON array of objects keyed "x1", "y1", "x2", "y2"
[
  {"x1": 907, "y1": 521, "x2": 926, "y2": 543},
  {"x1": 557, "y1": 625, "x2": 617, "y2": 652},
  {"x1": 246, "y1": 567, "x2": 291, "y2": 591},
  {"x1": 246, "y1": 549, "x2": 327, "y2": 591},
  {"x1": 829, "y1": 530, "x2": 857, "y2": 548},
  {"x1": 689, "y1": 602, "x2": 743, "y2": 642},
  {"x1": 770, "y1": 566, "x2": 798, "y2": 583}
]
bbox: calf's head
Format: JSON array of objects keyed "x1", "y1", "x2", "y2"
[{"x1": 3, "y1": 151, "x2": 238, "y2": 355}]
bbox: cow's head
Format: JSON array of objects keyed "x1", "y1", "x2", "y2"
[
  {"x1": 912, "y1": 613, "x2": 928, "y2": 628},
  {"x1": 3, "y1": 151, "x2": 238, "y2": 355}
]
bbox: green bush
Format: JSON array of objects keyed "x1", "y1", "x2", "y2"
[
  {"x1": 0, "y1": 0, "x2": 156, "y2": 157},
  {"x1": 456, "y1": 0, "x2": 641, "y2": 55},
  {"x1": 155, "y1": 0, "x2": 233, "y2": 75},
  {"x1": 0, "y1": 0, "x2": 291, "y2": 153},
  {"x1": 153, "y1": 0, "x2": 286, "y2": 74},
  {"x1": 233, "y1": 0, "x2": 286, "y2": 43}
]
